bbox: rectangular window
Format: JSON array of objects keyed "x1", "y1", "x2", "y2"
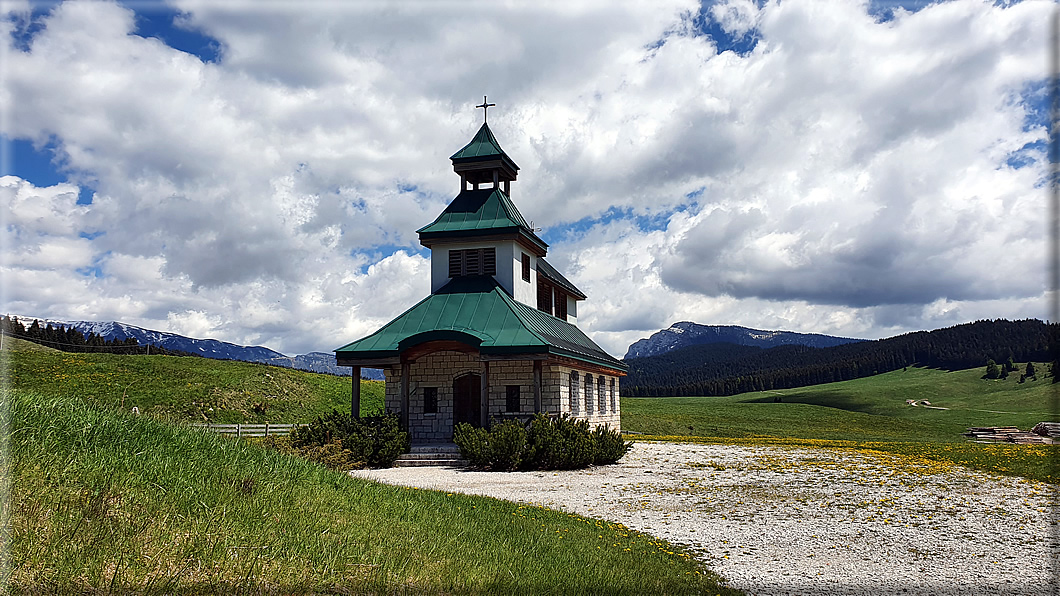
[
  {"x1": 424, "y1": 387, "x2": 438, "y2": 414},
  {"x1": 449, "y1": 248, "x2": 497, "y2": 277},
  {"x1": 521, "y1": 253, "x2": 531, "y2": 282},
  {"x1": 506, "y1": 385, "x2": 520, "y2": 413},
  {"x1": 555, "y1": 290, "x2": 568, "y2": 320},
  {"x1": 599, "y1": 377, "x2": 607, "y2": 413},
  {"x1": 537, "y1": 280, "x2": 553, "y2": 314},
  {"x1": 609, "y1": 378, "x2": 616, "y2": 412}
]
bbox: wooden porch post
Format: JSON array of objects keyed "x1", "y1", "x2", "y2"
[
  {"x1": 351, "y1": 366, "x2": 361, "y2": 418},
  {"x1": 533, "y1": 359, "x2": 542, "y2": 413},
  {"x1": 480, "y1": 360, "x2": 490, "y2": 428},
  {"x1": 400, "y1": 362, "x2": 410, "y2": 430}
]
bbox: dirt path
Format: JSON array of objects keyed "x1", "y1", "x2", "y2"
[{"x1": 351, "y1": 442, "x2": 1058, "y2": 596}]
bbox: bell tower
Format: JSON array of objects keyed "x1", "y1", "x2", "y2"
[{"x1": 450, "y1": 96, "x2": 520, "y2": 195}]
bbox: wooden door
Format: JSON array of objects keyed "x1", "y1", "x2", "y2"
[{"x1": 453, "y1": 373, "x2": 481, "y2": 427}]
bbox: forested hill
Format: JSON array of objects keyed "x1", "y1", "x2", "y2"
[{"x1": 621, "y1": 319, "x2": 1055, "y2": 397}]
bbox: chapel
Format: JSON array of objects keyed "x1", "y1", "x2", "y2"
[{"x1": 335, "y1": 103, "x2": 627, "y2": 444}]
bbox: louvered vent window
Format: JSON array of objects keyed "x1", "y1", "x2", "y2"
[
  {"x1": 569, "y1": 371, "x2": 579, "y2": 413},
  {"x1": 448, "y1": 248, "x2": 497, "y2": 277},
  {"x1": 598, "y1": 377, "x2": 607, "y2": 413},
  {"x1": 555, "y1": 290, "x2": 568, "y2": 321},
  {"x1": 584, "y1": 374, "x2": 594, "y2": 415},
  {"x1": 609, "y1": 378, "x2": 616, "y2": 412},
  {"x1": 537, "y1": 280, "x2": 553, "y2": 315},
  {"x1": 521, "y1": 253, "x2": 531, "y2": 282}
]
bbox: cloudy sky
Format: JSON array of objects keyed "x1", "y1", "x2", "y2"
[{"x1": 0, "y1": 0, "x2": 1053, "y2": 358}]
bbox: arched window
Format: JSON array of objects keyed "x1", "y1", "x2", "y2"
[
  {"x1": 598, "y1": 376, "x2": 607, "y2": 413},
  {"x1": 569, "y1": 370, "x2": 579, "y2": 413},
  {"x1": 584, "y1": 374, "x2": 594, "y2": 415}
]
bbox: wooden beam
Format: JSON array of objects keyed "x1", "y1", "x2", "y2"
[
  {"x1": 480, "y1": 353, "x2": 548, "y2": 362},
  {"x1": 546, "y1": 355, "x2": 628, "y2": 378},
  {"x1": 336, "y1": 356, "x2": 400, "y2": 367},
  {"x1": 400, "y1": 362, "x2": 410, "y2": 431},
  {"x1": 533, "y1": 359, "x2": 542, "y2": 413},
  {"x1": 480, "y1": 360, "x2": 490, "y2": 428},
  {"x1": 351, "y1": 366, "x2": 361, "y2": 418}
]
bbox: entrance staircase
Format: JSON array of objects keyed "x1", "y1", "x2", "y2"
[{"x1": 394, "y1": 443, "x2": 467, "y2": 468}]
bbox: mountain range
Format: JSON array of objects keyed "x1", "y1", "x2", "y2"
[
  {"x1": 624, "y1": 322, "x2": 864, "y2": 359},
  {"x1": 12, "y1": 317, "x2": 385, "y2": 380},
  {"x1": 622, "y1": 319, "x2": 1053, "y2": 397}
]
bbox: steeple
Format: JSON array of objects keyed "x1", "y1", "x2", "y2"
[{"x1": 450, "y1": 99, "x2": 519, "y2": 194}]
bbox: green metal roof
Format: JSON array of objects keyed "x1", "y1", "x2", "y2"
[
  {"x1": 450, "y1": 123, "x2": 518, "y2": 167},
  {"x1": 335, "y1": 276, "x2": 626, "y2": 371},
  {"x1": 416, "y1": 189, "x2": 546, "y2": 251},
  {"x1": 537, "y1": 258, "x2": 586, "y2": 300}
]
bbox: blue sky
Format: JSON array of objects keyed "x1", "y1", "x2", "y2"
[{"x1": 1, "y1": 0, "x2": 1052, "y2": 356}]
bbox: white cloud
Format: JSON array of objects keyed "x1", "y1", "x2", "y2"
[
  {"x1": 710, "y1": 0, "x2": 760, "y2": 38},
  {"x1": 1, "y1": 0, "x2": 1050, "y2": 357}
]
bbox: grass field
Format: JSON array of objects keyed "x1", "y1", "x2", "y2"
[
  {"x1": 4, "y1": 342, "x2": 383, "y2": 423},
  {"x1": 622, "y1": 365, "x2": 1059, "y2": 484},
  {"x1": 7, "y1": 388, "x2": 734, "y2": 594}
]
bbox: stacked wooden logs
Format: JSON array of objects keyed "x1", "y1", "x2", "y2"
[{"x1": 963, "y1": 426, "x2": 1053, "y2": 444}]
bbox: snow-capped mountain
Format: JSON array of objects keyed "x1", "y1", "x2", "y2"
[
  {"x1": 11, "y1": 316, "x2": 384, "y2": 379},
  {"x1": 624, "y1": 322, "x2": 864, "y2": 360}
]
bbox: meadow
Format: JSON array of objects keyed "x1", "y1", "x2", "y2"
[
  {"x1": 6, "y1": 338, "x2": 1056, "y2": 592},
  {"x1": 622, "y1": 365, "x2": 1059, "y2": 484},
  {"x1": 5, "y1": 338, "x2": 383, "y2": 423},
  {"x1": 5, "y1": 382, "x2": 732, "y2": 593}
]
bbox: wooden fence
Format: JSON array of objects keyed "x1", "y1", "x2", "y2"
[{"x1": 190, "y1": 423, "x2": 304, "y2": 439}]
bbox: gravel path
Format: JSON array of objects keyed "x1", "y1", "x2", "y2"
[{"x1": 351, "y1": 442, "x2": 1058, "y2": 595}]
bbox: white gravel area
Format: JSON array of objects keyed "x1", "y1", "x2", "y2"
[{"x1": 351, "y1": 442, "x2": 1059, "y2": 596}]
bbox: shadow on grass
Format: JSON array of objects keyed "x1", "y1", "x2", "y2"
[{"x1": 739, "y1": 391, "x2": 880, "y2": 414}]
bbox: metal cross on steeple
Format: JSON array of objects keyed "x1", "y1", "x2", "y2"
[{"x1": 476, "y1": 95, "x2": 496, "y2": 123}]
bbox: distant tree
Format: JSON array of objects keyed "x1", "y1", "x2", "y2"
[
  {"x1": 1000, "y1": 367, "x2": 1009, "y2": 380},
  {"x1": 1005, "y1": 357, "x2": 1016, "y2": 372},
  {"x1": 1025, "y1": 361, "x2": 1037, "y2": 380},
  {"x1": 984, "y1": 359, "x2": 1000, "y2": 380}
]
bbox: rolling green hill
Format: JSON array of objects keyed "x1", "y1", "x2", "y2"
[
  {"x1": 623, "y1": 365, "x2": 1059, "y2": 483},
  {"x1": 625, "y1": 365, "x2": 1057, "y2": 442},
  {"x1": 4, "y1": 342, "x2": 382, "y2": 423},
  {"x1": 8, "y1": 388, "x2": 729, "y2": 594}
]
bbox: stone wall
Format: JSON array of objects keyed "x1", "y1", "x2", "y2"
[
  {"x1": 384, "y1": 351, "x2": 482, "y2": 443},
  {"x1": 544, "y1": 362, "x2": 621, "y2": 431},
  {"x1": 384, "y1": 351, "x2": 622, "y2": 442}
]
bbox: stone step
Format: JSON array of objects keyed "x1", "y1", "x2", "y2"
[
  {"x1": 394, "y1": 444, "x2": 467, "y2": 467},
  {"x1": 400, "y1": 452, "x2": 463, "y2": 460},
  {"x1": 408, "y1": 444, "x2": 463, "y2": 454},
  {"x1": 394, "y1": 458, "x2": 467, "y2": 468}
]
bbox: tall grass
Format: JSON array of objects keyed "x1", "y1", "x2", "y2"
[{"x1": 8, "y1": 389, "x2": 735, "y2": 594}]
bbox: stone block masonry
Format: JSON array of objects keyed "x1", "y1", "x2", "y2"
[{"x1": 385, "y1": 351, "x2": 620, "y2": 443}]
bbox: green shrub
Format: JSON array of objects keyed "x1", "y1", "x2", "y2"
[
  {"x1": 561, "y1": 417, "x2": 597, "y2": 470},
  {"x1": 593, "y1": 425, "x2": 632, "y2": 465},
  {"x1": 457, "y1": 414, "x2": 631, "y2": 471},
  {"x1": 300, "y1": 439, "x2": 364, "y2": 470},
  {"x1": 346, "y1": 412, "x2": 410, "y2": 468},
  {"x1": 454, "y1": 422, "x2": 491, "y2": 468},
  {"x1": 488, "y1": 420, "x2": 527, "y2": 471},
  {"x1": 288, "y1": 409, "x2": 408, "y2": 469},
  {"x1": 524, "y1": 413, "x2": 564, "y2": 469}
]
